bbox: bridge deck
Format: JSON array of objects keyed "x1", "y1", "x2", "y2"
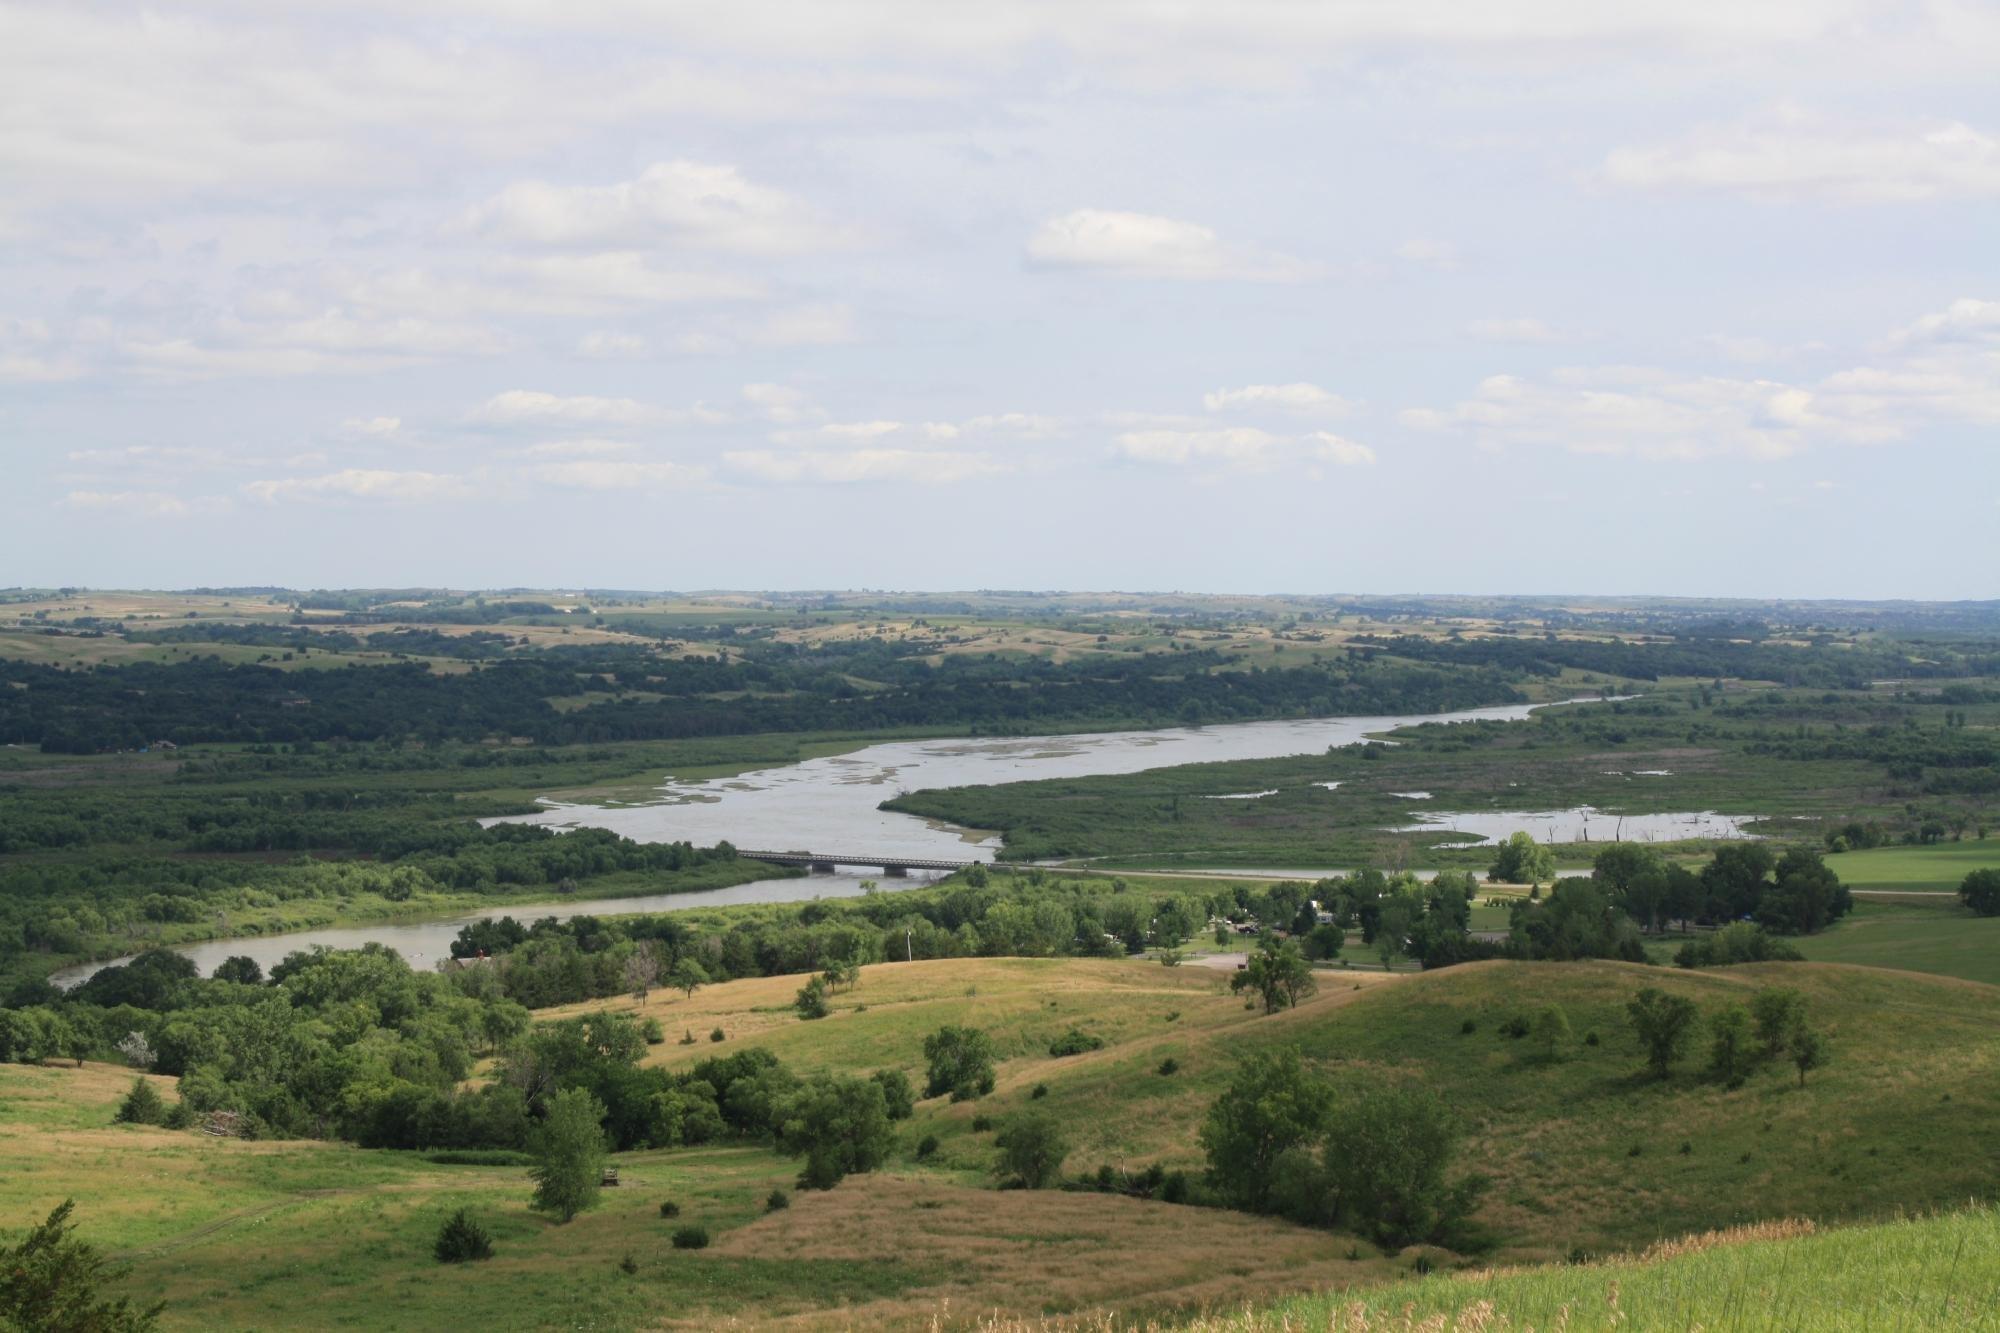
[{"x1": 738, "y1": 849, "x2": 980, "y2": 871}]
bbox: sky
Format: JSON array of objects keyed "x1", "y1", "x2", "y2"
[{"x1": 2, "y1": 1, "x2": 1996, "y2": 598}]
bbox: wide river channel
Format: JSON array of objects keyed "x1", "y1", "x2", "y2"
[{"x1": 56, "y1": 700, "x2": 1576, "y2": 986}]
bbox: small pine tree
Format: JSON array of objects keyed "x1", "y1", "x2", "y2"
[
  {"x1": 115, "y1": 1078, "x2": 167, "y2": 1126},
  {"x1": 433, "y1": 1209, "x2": 494, "y2": 1264}
]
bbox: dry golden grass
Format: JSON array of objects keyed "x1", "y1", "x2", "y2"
[{"x1": 705, "y1": 1174, "x2": 1395, "y2": 1330}]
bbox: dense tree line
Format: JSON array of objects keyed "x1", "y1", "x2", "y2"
[
  {"x1": 1351, "y1": 632, "x2": 1992, "y2": 688},
  {"x1": 1, "y1": 642, "x2": 1523, "y2": 754}
]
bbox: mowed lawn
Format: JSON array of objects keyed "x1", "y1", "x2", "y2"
[
  {"x1": 1826, "y1": 841, "x2": 2000, "y2": 890},
  {"x1": 1792, "y1": 900, "x2": 2000, "y2": 986}
]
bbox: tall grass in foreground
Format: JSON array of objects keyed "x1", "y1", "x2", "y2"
[{"x1": 963, "y1": 1206, "x2": 2000, "y2": 1331}]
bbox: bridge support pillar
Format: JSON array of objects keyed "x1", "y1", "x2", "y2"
[
  {"x1": 809, "y1": 861, "x2": 837, "y2": 874},
  {"x1": 883, "y1": 865, "x2": 909, "y2": 878}
]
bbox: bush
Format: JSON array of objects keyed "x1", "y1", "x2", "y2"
[
  {"x1": 1498, "y1": 1014, "x2": 1530, "y2": 1039},
  {"x1": 766, "y1": 1188, "x2": 790, "y2": 1212},
  {"x1": 970, "y1": 1114, "x2": 994, "y2": 1133},
  {"x1": 995, "y1": 1112, "x2": 1070, "y2": 1189},
  {"x1": 872, "y1": 1068, "x2": 915, "y2": 1120},
  {"x1": 795, "y1": 976, "x2": 831, "y2": 1020},
  {"x1": 1030, "y1": 1083, "x2": 1048, "y2": 1100},
  {"x1": 641, "y1": 1018, "x2": 665, "y2": 1045},
  {"x1": 162, "y1": 1102, "x2": 194, "y2": 1131},
  {"x1": 1048, "y1": 1027, "x2": 1105, "y2": 1057},
  {"x1": 115, "y1": 1078, "x2": 167, "y2": 1126},
  {"x1": 1961, "y1": 868, "x2": 2000, "y2": 916},
  {"x1": 710, "y1": 1027, "x2": 726, "y2": 1043},
  {"x1": 433, "y1": 1208, "x2": 494, "y2": 1264},
  {"x1": 1159, "y1": 1170, "x2": 1190, "y2": 1204},
  {"x1": 1459, "y1": 1018, "x2": 1476, "y2": 1035},
  {"x1": 658, "y1": 1200, "x2": 681, "y2": 1218},
  {"x1": 1675, "y1": 922, "x2": 1804, "y2": 968},
  {"x1": 670, "y1": 1225, "x2": 710, "y2": 1250},
  {"x1": 915, "y1": 1134, "x2": 940, "y2": 1160},
  {"x1": 425, "y1": 1150, "x2": 534, "y2": 1167},
  {"x1": 1156, "y1": 1057, "x2": 1180, "y2": 1076},
  {"x1": 923, "y1": 1025, "x2": 996, "y2": 1102},
  {"x1": 679, "y1": 1029, "x2": 696, "y2": 1046}
]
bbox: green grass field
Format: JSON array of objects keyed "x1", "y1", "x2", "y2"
[
  {"x1": 1826, "y1": 841, "x2": 2000, "y2": 890},
  {"x1": 1792, "y1": 900, "x2": 2000, "y2": 985},
  {"x1": 1178, "y1": 1207, "x2": 2000, "y2": 1332}
]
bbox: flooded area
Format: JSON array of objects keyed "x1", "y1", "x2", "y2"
[
  {"x1": 1394, "y1": 807, "x2": 1762, "y2": 846},
  {"x1": 488, "y1": 701, "x2": 1554, "y2": 858}
]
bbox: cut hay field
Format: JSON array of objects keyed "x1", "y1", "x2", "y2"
[
  {"x1": 1827, "y1": 841, "x2": 2000, "y2": 890},
  {"x1": 8, "y1": 955, "x2": 1999, "y2": 1330}
]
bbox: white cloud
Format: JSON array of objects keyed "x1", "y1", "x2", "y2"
[
  {"x1": 1027, "y1": 209, "x2": 1319, "y2": 282},
  {"x1": 575, "y1": 331, "x2": 649, "y2": 359},
  {"x1": 526, "y1": 459, "x2": 711, "y2": 489},
  {"x1": 61, "y1": 489, "x2": 227, "y2": 517},
  {"x1": 1113, "y1": 427, "x2": 1373, "y2": 470},
  {"x1": 724, "y1": 448, "x2": 1001, "y2": 484},
  {"x1": 750, "y1": 303, "x2": 858, "y2": 347},
  {"x1": 1203, "y1": 383, "x2": 1351, "y2": 415},
  {"x1": 474, "y1": 389, "x2": 725, "y2": 428},
  {"x1": 1887, "y1": 297, "x2": 2000, "y2": 347},
  {"x1": 1603, "y1": 109, "x2": 2000, "y2": 202},
  {"x1": 123, "y1": 310, "x2": 505, "y2": 379},
  {"x1": 467, "y1": 160, "x2": 845, "y2": 253},
  {"x1": 741, "y1": 382, "x2": 818, "y2": 424},
  {"x1": 1466, "y1": 317, "x2": 1561, "y2": 343},
  {"x1": 242, "y1": 469, "x2": 473, "y2": 503},
  {"x1": 341, "y1": 416, "x2": 402, "y2": 435},
  {"x1": 1395, "y1": 238, "x2": 1459, "y2": 270},
  {"x1": 505, "y1": 439, "x2": 638, "y2": 458}
]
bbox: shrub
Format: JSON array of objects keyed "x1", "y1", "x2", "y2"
[
  {"x1": 1583, "y1": 1031, "x2": 1600, "y2": 1047},
  {"x1": 1030, "y1": 1083, "x2": 1048, "y2": 1100},
  {"x1": 425, "y1": 1150, "x2": 534, "y2": 1167},
  {"x1": 915, "y1": 1134, "x2": 940, "y2": 1160},
  {"x1": 970, "y1": 1114, "x2": 994, "y2": 1133},
  {"x1": 641, "y1": 1018, "x2": 665, "y2": 1045},
  {"x1": 433, "y1": 1209, "x2": 494, "y2": 1264},
  {"x1": 670, "y1": 1225, "x2": 709, "y2": 1250},
  {"x1": 1159, "y1": 1171, "x2": 1190, "y2": 1204},
  {"x1": 618, "y1": 1253, "x2": 637, "y2": 1275},
  {"x1": 994, "y1": 1113, "x2": 1070, "y2": 1189},
  {"x1": 679, "y1": 1029, "x2": 696, "y2": 1046},
  {"x1": 872, "y1": 1068, "x2": 915, "y2": 1121},
  {"x1": 766, "y1": 1189, "x2": 790, "y2": 1212},
  {"x1": 923, "y1": 1025, "x2": 996, "y2": 1102},
  {"x1": 710, "y1": 1027, "x2": 726, "y2": 1043},
  {"x1": 162, "y1": 1103, "x2": 194, "y2": 1131},
  {"x1": 1498, "y1": 1014, "x2": 1530, "y2": 1039},
  {"x1": 1959, "y1": 868, "x2": 2000, "y2": 917},
  {"x1": 1157, "y1": 1057, "x2": 1180, "y2": 1076},
  {"x1": 794, "y1": 977, "x2": 831, "y2": 1020},
  {"x1": 115, "y1": 1078, "x2": 166, "y2": 1126},
  {"x1": 658, "y1": 1200, "x2": 681, "y2": 1218},
  {"x1": 1047, "y1": 1027, "x2": 1104, "y2": 1057},
  {"x1": 1459, "y1": 1018, "x2": 1476, "y2": 1035}
]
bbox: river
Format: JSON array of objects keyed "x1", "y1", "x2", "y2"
[{"x1": 53, "y1": 699, "x2": 1563, "y2": 987}]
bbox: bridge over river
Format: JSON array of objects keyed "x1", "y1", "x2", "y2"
[{"x1": 738, "y1": 849, "x2": 983, "y2": 877}]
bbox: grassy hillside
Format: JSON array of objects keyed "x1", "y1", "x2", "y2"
[
  {"x1": 8, "y1": 955, "x2": 1998, "y2": 1329},
  {"x1": 1170, "y1": 1207, "x2": 2000, "y2": 1332},
  {"x1": 569, "y1": 955, "x2": 2000, "y2": 1258}
]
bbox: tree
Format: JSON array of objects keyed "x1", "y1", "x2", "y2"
[
  {"x1": 1318, "y1": 1085, "x2": 1481, "y2": 1247},
  {"x1": 794, "y1": 976, "x2": 831, "y2": 1020},
  {"x1": 211, "y1": 956, "x2": 263, "y2": 986},
  {"x1": 1750, "y1": 988, "x2": 1806, "y2": 1056},
  {"x1": 1198, "y1": 1048, "x2": 1332, "y2": 1213},
  {"x1": 1756, "y1": 847, "x2": 1851, "y2": 935},
  {"x1": 115, "y1": 1030, "x2": 157, "y2": 1071},
  {"x1": 0, "y1": 1200, "x2": 163, "y2": 1332},
  {"x1": 1789, "y1": 1026, "x2": 1829, "y2": 1087},
  {"x1": 116, "y1": 1078, "x2": 167, "y2": 1126},
  {"x1": 433, "y1": 1208, "x2": 494, "y2": 1263},
  {"x1": 1532, "y1": 1004, "x2": 1573, "y2": 1062},
  {"x1": 871, "y1": 1068, "x2": 914, "y2": 1120},
  {"x1": 994, "y1": 1111, "x2": 1069, "y2": 1189},
  {"x1": 923, "y1": 1025, "x2": 996, "y2": 1102},
  {"x1": 1230, "y1": 936, "x2": 1316, "y2": 1014},
  {"x1": 1961, "y1": 868, "x2": 2000, "y2": 917},
  {"x1": 1489, "y1": 831, "x2": 1556, "y2": 887},
  {"x1": 621, "y1": 946, "x2": 660, "y2": 1005},
  {"x1": 667, "y1": 957, "x2": 709, "y2": 1000},
  {"x1": 778, "y1": 1074, "x2": 892, "y2": 1189},
  {"x1": 1708, "y1": 1002, "x2": 1753, "y2": 1083},
  {"x1": 1626, "y1": 988, "x2": 1700, "y2": 1080},
  {"x1": 530, "y1": 1087, "x2": 608, "y2": 1223}
]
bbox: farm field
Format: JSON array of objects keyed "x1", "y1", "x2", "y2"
[
  {"x1": 1790, "y1": 900, "x2": 2000, "y2": 986},
  {"x1": 1827, "y1": 841, "x2": 2000, "y2": 890}
]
